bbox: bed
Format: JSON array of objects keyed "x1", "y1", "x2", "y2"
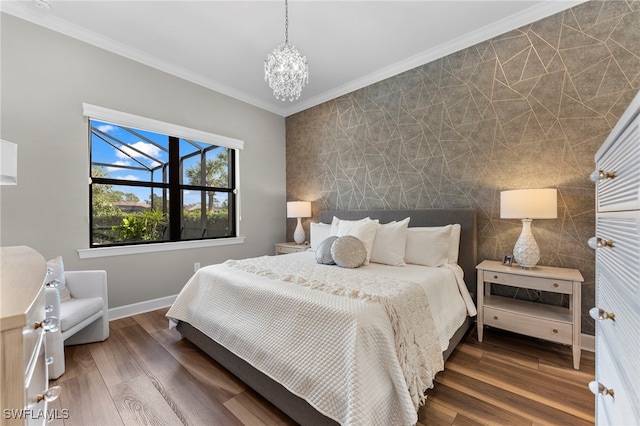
[{"x1": 167, "y1": 209, "x2": 477, "y2": 426}]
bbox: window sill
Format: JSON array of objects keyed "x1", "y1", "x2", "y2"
[{"x1": 77, "y1": 237, "x2": 245, "y2": 259}]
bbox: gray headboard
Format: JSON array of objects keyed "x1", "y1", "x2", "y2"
[{"x1": 318, "y1": 209, "x2": 478, "y2": 302}]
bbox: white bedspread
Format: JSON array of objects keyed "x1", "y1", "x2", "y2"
[{"x1": 167, "y1": 252, "x2": 474, "y2": 426}]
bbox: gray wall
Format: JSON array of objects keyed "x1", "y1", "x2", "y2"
[
  {"x1": 0, "y1": 14, "x2": 286, "y2": 309},
  {"x1": 286, "y1": 1, "x2": 640, "y2": 335}
]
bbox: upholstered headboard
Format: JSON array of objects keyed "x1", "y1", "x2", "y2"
[{"x1": 318, "y1": 209, "x2": 478, "y2": 302}]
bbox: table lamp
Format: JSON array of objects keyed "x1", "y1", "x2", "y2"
[
  {"x1": 500, "y1": 188, "x2": 557, "y2": 269},
  {"x1": 287, "y1": 201, "x2": 311, "y2": 244}
]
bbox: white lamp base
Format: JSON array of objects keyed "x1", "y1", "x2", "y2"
[
  {"x1": 513, "y1": 219, "x2": 540, "y2": 269},
  {"x1": 293, "y1": 217, "x2": 305, "y2": 244}
]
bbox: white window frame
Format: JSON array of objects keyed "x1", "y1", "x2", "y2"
[{"x1": 78, "y1": 103, "x2": 244, "y2": 259}]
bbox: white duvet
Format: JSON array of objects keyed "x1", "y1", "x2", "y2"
[{"x1": 167, "y1": 251, "x2": 476, "y2": 426}]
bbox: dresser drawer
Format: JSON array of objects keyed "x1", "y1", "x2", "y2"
[
  {"x1": 23, "y1": 285, "x2": 46, "y2": 374},
  {"x1": 595, "y1": 332, "x2": 640, "y2": 424},
  {"x1": 595, "y1": 212, "x2": 640, "y2": 301},
  {"x1": 596, "y1": 269, "x2": 639, "y2": 403},
  {"x1": 481, "y1": 270, "x2": 572, "y2": 294},
  {"x1": 25, "y1": 339, "x2": 47, "y2": 426},
  {"x1": 595, "y1": 113, "x2": 640, "y2": 212},
  {"x1": 484, "y1": 306, "x2": 573, "y2": 345}
]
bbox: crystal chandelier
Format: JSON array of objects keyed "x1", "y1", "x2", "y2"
[{"x1": 264, "y1": 0, "x2": 309, "y2": 102}]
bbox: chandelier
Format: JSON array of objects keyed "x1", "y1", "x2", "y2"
[{"x1": 264, "y1": 0, "x2": 309, "y2": 102}]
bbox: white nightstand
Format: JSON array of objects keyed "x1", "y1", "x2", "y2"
[
  {"x1": 275, "y1": 242, "x2": 309, "y2": 255},
  {"x1": 476, "y1": 260, "x2": 584, "y2": 369}
]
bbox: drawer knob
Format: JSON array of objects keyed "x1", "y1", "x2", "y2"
[
  {"x1": 493, "y1": 275, "x2": 498, "y2": 280},
  {"x1": 553, "y1": 283, "x2": 558, "y2": 288},
  {"x1": 35, "y1": 386, "x2": 61, "y2": 403},
  {"x1": 46, "y1": 356, "x2": 55, "y2": 366},
  {"x1": 589, "y1": 307, "x2": 616, "y2": 322},
  {"x1": 45, "y1": 304, "x2": 54, "y2": 313},
  {"x1": 46, "y1": 278, "x2": 60, "y2": 288},
  {"x1": 493, "y1": 316, "x2": 498, "y2": 320},
  {"x1": 35, "y1": 316, "x2": 60, "y2": 332},
  {"x1": 590, "y1": 170, "x2": 616, "y2": 182},
  {"x1": 589, "y1": 381, "x2": 614, "y2": 397},
  {"x1": 552, "y1": 329, "x2": 558, "y2": 334},
  {"x1": 588, "y1": 237, "x2": 614, "y2": 249}
]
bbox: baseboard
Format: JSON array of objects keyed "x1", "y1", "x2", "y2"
[
  {"x1": 108, "y1": 294, "x2": 178, "y2": 321},
  {"x1": 581, "y1": 333, "x2": 595, "y2": 353}
]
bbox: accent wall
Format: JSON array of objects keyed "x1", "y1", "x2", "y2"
[{"x1": 286, "y1": 1, "x2": 640, "y2": 335}]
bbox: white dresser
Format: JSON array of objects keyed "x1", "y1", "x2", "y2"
[
  {"x1": 590, "y1": 91, "x2": 640, "y2": 425},
  {"x1": 1, "y1": 246, "x2": 60, "y2": 426}
]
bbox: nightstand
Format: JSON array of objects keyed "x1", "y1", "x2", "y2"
[
  {"x1": 476, "y1": 260, "x2": 584, "y2": 369},
  {"x1": 275, "y1": 242, "x2": 309, "y2": 255}
]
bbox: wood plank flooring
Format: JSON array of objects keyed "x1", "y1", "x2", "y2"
[{"x1": 50, "y1": 308, "x2": 595, "y2": 425}]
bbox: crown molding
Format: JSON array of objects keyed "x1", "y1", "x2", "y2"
[
  {"x1": 0, "y1": 1, "x2": 289, "y2": 116},
  {"x1": 2, "y1": 1, "x2": 586, "y2": 118}
]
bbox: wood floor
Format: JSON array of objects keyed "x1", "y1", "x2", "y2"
[{"x1": 49, "y1": 307, "x2": 595, "y2": 426}]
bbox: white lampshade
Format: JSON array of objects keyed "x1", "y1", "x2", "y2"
[
  {"x1": 500, "y1": 189, "x2": 557, "y2": 219},
  {"x1": 287, "y1": 201, "x2": 311, "y2": 219},
  {"x1": 1, "y1": 140, "x2": 17, "y2": 185}
]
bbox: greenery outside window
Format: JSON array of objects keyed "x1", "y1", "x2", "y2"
[{"x1": 86, "y1": 105, "x2": 242, "y2": 247}]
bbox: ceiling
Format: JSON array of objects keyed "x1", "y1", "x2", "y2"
[{"x1": 2, "y1": 1, "x2": 584, "y2": 117}]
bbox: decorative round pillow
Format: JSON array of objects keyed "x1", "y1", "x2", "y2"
[
  {"x1": 315, "y1": 236, "x2": 338, "y2": 265},
  {"x1": 331, "y1": 235, "x2": 367, "y2": 269}
]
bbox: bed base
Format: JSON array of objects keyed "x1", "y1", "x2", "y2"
[{"x1": 177, "y1": 317, "x2": 472, "y2": 426}]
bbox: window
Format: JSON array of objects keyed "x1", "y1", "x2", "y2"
[{"x1": 85, "y1": 104, "x2": 243, "y2": 248}]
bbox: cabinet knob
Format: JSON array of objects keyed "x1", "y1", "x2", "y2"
[
  {"x1": 35, "y1": 386, "x2": 61, "y2": 403},
  {"x1": 493, "y1": 316, "x2": 498, "y2": 320},
  {"x1": 493, "y1": 275, "x2": 498, "y2": 280},
  {"x1": 589, "y1": 307, "x2": 615, "y2": 322},
  {"x1": 588, "y1": 237, "x2": 614, "y2": 249},
  {"x1": 552, "y1": 329, "x2": 558, "y2": 334},
  {"x1": 590, "y1": 170, "x2": 616, "y2": 182},
  {"x1": 589, "y1": 381, "x2": 614, "y2": 397},
  {"x1": 46, "y1": 356, "x2": 55, "y2": 366},
  {"x1": 35, "y1": 316, "x2": 60, "y2": 332},
  {"x1": 45, "y1": 304, "x2": 54, "y2": 313}
]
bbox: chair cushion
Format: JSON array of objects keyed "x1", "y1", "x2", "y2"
[{"x1": 59, "y1": 297, "x2": 104, "y2": 332}]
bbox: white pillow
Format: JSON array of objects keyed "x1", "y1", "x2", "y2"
[
  {"x1": 449, "y1": 224, "x2": 461, "y2": 264},
  {"x1": 310, "y1": 222, "x2": 332, "y2": 251},
  {"x1": 370, "y1": 217, "x2": 410, "y2": 266},
  {"x1": 46, "y1": 256, "x2": 72, "y2": 302},
  {"x1": 329, "y1": 216, "x2": 370, "y2": 236},
  {"x1": 334, "y1": 218, "x2": 378, "y2": 265},
  {"x1": 405, "y1": 226, "x2": 452, "y2": 267}
]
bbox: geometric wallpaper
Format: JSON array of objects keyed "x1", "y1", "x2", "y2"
[{"x1": 286, "y1": 1, "x2": 640, "y2": 335}]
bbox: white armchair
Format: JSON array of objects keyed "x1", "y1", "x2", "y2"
[{"x1": 45, "y1": 270, "x2": 109, "y2": 379}]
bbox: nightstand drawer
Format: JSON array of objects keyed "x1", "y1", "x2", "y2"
[
  {"x1": 275, "y1": 243, "x2": 308, "y2": 255},
  {"x1": 482, "y1": 270, "x2": 572, "y2": 294},
  {"x1": 484, "y1": 306, "x2": 572, "y2": 344},
  {"x1": 276, "y1": 246, "x2": 298, "y2": 255}
]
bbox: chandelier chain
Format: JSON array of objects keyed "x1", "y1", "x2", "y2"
[{"x1": 285, "y1": 0, "x2": 289, "y2": 43}]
